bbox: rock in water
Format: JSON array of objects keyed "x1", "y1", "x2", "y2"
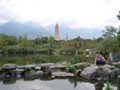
[{"x1": 3, "y1": 64, "x2": 16, "y2": 70}]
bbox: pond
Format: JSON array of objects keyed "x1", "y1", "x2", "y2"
[
  {"x1": 0, "y1": 54, "x2": 118, "y2": 90},
  {"x1": 0, "y1": 76, "x2": 118, "y2": 90},
  {"x1": 0, "y1": 79, "x2": 95, "y2": 90}
]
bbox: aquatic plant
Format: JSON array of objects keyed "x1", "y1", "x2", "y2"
[
  {"x1": 64, "y1": 63, "x2": 77, "y2": 74},
  {"x1": 105, "y1": 81, "x2": 113, "y2": 90},
  {"x1": 117, "y1": 79, "x2": 120, "y2": 90}
]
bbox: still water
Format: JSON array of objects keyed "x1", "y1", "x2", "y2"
[
  {"x1": 0, "y1": 78, "x2": 95, "y2": 90},
  {"x1": 0, "y1": 77, "x2": 118, "y2": 90}
]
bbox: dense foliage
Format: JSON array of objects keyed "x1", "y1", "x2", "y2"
[{"x1": 0, "y1": 11, "x2": 120, "y2": 61}]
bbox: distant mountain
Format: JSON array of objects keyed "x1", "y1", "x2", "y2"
[
  {"x1": 0, "y1": 21, "x2": 102, "y2": 39},
  {"x1": 0, "y1": 21, "x2": 22, "y2": 36},
  {"x1": 0, "y1": 21, "x2": 52, "y2": 39},
  {"x1": 75, "y1": 27, "x2": 102, "y2": 39}
]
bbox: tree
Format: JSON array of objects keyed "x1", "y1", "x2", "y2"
[
  {"x1": 41, "y1": 36, "x2": 48, "y2": 44},
  {"x1": 0, "y1": 34, "x2": 4, "y2": 46},
  {"x1": 102, "y1": 25, "x2": 117, "y2": 38},
  {"x1": 0, "y1": 34, "x2": 17, "y2": 46},
  {"x1": 117, "y1": 11, "x2": 120, "y2": 20},
  {"x1": 117, "y1": 11, "x2": 120, "y2": 48},
  {"x1": 18, "y1": 35, "x2": 29, "y2": 47},
  {"x1": 117, "y1": 30, "x2": 120, "y2": 49},
  {"x1": 96, "y1": 26, "x2": 118, "y2": 58},
  {"x1": 6, "y1": 35, "x2": 17, "y2": 45},
  {"x1": 48, "y1": 36, "x2": 55, "y2": 48}
]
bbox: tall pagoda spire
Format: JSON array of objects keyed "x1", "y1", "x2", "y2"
[{"x1": 55, "y1": 23, "x2": 59, "y2": 41}]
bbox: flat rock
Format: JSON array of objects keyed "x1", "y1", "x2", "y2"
[
  {"x1": 24, "y1": 64, "x2": 36, "y2": 69},
  {"x1": 52, "y1": 71, "x2": 75, "y2": 78},
  {"x1": 3, "y1": 64, "x2": 16, "y2": 70},
  {"x1": 15, "y1": 68, "x2": 24, "y2": 72},
  {"x1": 34, "y1": 66, "x2": 41, "y2": 70},
  {"x1": 74, "y1": 62, "x2": 92, "y2": 69},
  {"x1": 49, "y1": 65, "x2": 67, "y2": 72},
  {"x1": 38, "y1": 63, "x2": 55, "y2": 68}
]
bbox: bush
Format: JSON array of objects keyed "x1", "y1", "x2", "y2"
[
  {"x1": 105, "y1": 81, "x2": 113, "y2": 90},
  {"x1": 64, "y1": 63, "x2": 77, "y2": 74}
]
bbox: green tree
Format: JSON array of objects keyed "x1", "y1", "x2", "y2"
[
  {"x1": 117, "y1": 30, "x2": 120, "y2": 57},
  {"x1": 0, "y1": 34, "x2": 17, "y2": 46},
  {"x1": 34, "y1": 36, "x2": 48, "y2": 45},
  {"x1": 6, "y1": 35, "x2": 17, "y2": 45},
  {"x1": 117, "y1": 11, "x2": 120, "y2": 20},
  {"x1": 116, "y1": 11, "x2": 120, "y2": 56},
  {"x1": 96, "y1": 26, "x2": 118, "y2": 58},
  {"x1": 47, "y1": 36, "x2": 55, "y2": 55},
  {"x1": 41, "y1": 36, "x2": 48, "y2": 44},
  {"x1": 102, "y1": 25, "x2": 117, "y2": 38},
  {"x1": 34, "y1": 35, "x2": 41, "y2": 45},
  {"x1": 117, "y1": 30, "x2": 120, "y2": 48},
  {"x1": 48, "y1": 36, "x2": 55, "y2": 48},
  {"x1": 18, "y1": 35, "x2": 29, "y2": 47},
  {"x1": 0, "y1": 34, "x2": 4, "y2": 46}
]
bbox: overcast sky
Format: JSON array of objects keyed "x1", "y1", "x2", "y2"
[{"x1": 0, "y1": 0, "x2": 120, "y2": 29}]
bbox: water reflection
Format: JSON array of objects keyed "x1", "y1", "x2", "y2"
[
  {"x1": 0, "y1": 76, "x2": 118, "y2": 90},
  {"x1": 2, "y1": 78, "x2": 16, "y2": 85},
  {"x1": 94, "y1": 82, "x2": 104, "y2": 90},
  {"x1": 0, "y1": 77, "x2": 95, "y2": 90}
]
